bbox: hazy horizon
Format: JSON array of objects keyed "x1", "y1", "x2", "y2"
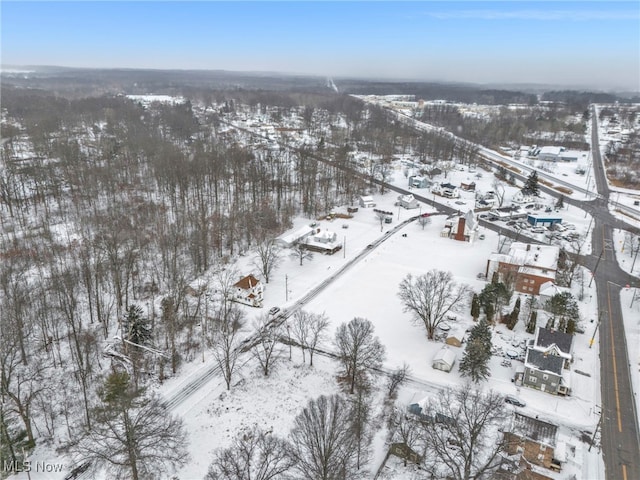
[{"x1": 2, "y1": 1, "x2": 639, "y2": 92}]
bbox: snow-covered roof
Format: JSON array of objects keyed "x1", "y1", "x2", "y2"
[
  {"x1": 398, "y1": 193, "x2": 416, "y2": 203},
  {"x1": 538, "y1": 281, "x2": 570, "y2": 298},
  {"x1": 539, "y1": 146, "x2": 563, "y2": 156},
  {"x1": 534, "y1": 327, "x2": 573, "y2": 357},
  {"x1": 511, "y1": 412, "x2": 558, "y2": 446},
  {"x1": 432, "y1": 346, "x2": 457, "y2": 366},
  {"x1": 506, "y1": 243, "x2": 559, "y2": 272},
  {"x1": 277, "y1": 225, "x2": 315, "y2": 246},
  {"x1": 306, "y1": 229, "x2": 339, "y2": 247},
  {"x1": 525, "y1": 349, "x2": 564, "y2": 375}
]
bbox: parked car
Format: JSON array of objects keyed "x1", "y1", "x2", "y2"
[
  {"x1": 505, "y1": 395, "x2": 526, "y2": 407},
  {"x1": 268, "y1": 307, "x2": 281, "y2": 316}
]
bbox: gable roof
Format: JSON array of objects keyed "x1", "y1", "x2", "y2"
[
  {"x1": 525, "y1": 349, "x2": 564, "y2": 375},
  {"x1": 535, "y1": 327, "x2": 572, "y2": 355},
  {"x1": 432, "y1": 346, "x2": 457, "y2": 366},
  {"x1": 234, "y1": 274, "x2": 261, "y2": 290},
  {"x1": 512, "y1": 412, "x2": 558, "y2": 446}
]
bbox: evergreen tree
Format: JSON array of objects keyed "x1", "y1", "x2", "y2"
[
  {"x1": 545, "y1": 292, "x2": 580, "y2": 334},
  {"x1": 479, "y1": 282, "x2": 511, "y2": 323},
  {"x1": 123, "y1": 304, "x2": 152, "y2": 347},
  {"x1": 470, "y1": 293, "x2": 481, "y2": 321},
  {"x1": 71, "y1": 372, "x2": 188, "y2": 480},
  {"x1": 526, "y1": 311, "x2": 538, "y2": 334},
  {"x1": 524, "y1": 170, "x2": 540, "y2": 196},
  {"x1": 555, "y1": 195, "x2": 565, "y2": 210},
  {"x1": 459, "y1": 320, "x2": 492, "y2": 383},
  {"x1": 485, "y1": 303, "x2": 495, "y2": 324},
  {"x1": 507, "y1": 297, "x2": 521, "y2": 330}
]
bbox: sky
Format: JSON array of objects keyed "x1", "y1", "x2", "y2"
[{"x1": 1, "y1": 1, "x2": 639, "y2": 91}]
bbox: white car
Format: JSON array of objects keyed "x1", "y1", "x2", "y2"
[{"x1": 268, "y1": 307, "x2": 281, "y2": 316}]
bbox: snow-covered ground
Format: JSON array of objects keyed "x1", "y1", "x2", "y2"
[
  {"x1": 620, "y1": 288, "x2": 640, "y2": 421},
  {"x1": 9, "y1": 97, "x2": 635, "y2": 480},
  {"x1": 613, "y1": 228, "x2": 640, "y2": 278}
]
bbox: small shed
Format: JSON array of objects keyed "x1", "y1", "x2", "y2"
[
  {"x1": 359, "y1": 195, "x2": 376, "y2": 208},
  {"x1": 445, "y1": 336, "x2": 463, "y2": 348},
  {"x1": 432, "y1": 346, "x2": 457, "y2": 372}
]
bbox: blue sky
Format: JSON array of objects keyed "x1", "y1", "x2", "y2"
[{"x1": 2, "y1": 1, "x2": 639, "y2": 90}]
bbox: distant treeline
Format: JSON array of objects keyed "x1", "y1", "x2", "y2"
[{"x1": 541, "y1": 90, "x2": 640, "y2": 111}]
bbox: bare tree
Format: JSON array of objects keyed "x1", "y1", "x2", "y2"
[
  {"x1": 290, "y1": 240, "x2": 313, "y2": 266},
  {"x1": 334, "y1": 318, "x2": 386, "y2": 394},
  {"x1": 398, "y1": 271, "x2": 471, "y2": 340},
  {"x1": 307, "y1": 312, "x2": 329, "y2": 367},
  {"x1": 419, "y1": 386, "x2": 511, "y2": 480},
  {"x1": 417, "y1": 214, "x2": 432, "y2": 230},
  {"x1": 349, "y1": 385, "x2": 372, "y2": 471},
  {"x1": 0, "y1": 340, "x2": 48, "y2": 448},
  {"x1": 290, "y1": 310, "x2": 311, "y2": 363},
  {"x1": 289, "y1": 394, "x2": 358, "y2": 480},
  {"x1": 69, "y1": 372, "x2": 189, "y2": 480},
  {"x1": 208, "y1": 304, "x2": 245, "y2": 390},
  {"x1": 205, "y1": 425, "x2": 294, "y2": 480},
  {"x1": 289, "y1": 310, "x2": 329, "y2": 366},
  {"x1": 252, "y1": 315, "x2": 283, "y2": 376},
  {"x1": 491, "y1": 178, "x2": 506, "y2": 207},
  {"x1": 387, "y1": 362, "x2": 411, "y2": 399},
  {"x1": 375, "y1": 210, "x2": 388, "y2": 232},
  {"x1": 387, "y1": 407, "x2": 422, "y2": 466},
  {"x1": 252, "y1": 239, "x2": 282, "y2": 284}
]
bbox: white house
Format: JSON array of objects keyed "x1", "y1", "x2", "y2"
[
  {"x1": 512, "y1": 188, "x2": 537, "y2": 205},
  {"x1": 359, "y1": 195, "x2": 376, "y2": 208},
  {"x1": 432, "y1": 183, "x2": 460, "y2": 199},
  {"x1": 408, "y1": 175, "x2": 430, "y2": 189},
  {"x1": 538, "y1": 146, "x2": 564, "y2": 162},
  {"x1": 233, "y1": 274, "x2": 264, "y2": 308},
  {"x1": 304, "y1": 229, "x2": 342, "y2": 255},
  {"x1": 432, "y1": 346, "x2": 457, "y2": 372},
  {"x1": 276, "y1": 225, "x2": 315, "y2": 248}
]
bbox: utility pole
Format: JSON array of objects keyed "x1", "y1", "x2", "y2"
[
  {"x1": 343, "y1": 235, "x2": 346, "y2": 259},
  {"x1": 589, "y1": 248, "x2": 604, "y2": 288},
  {"x1": 285, "y1": 275, "x2": 288, "y2": 302},
  {"x1": 631, "y1": 237, "x2": 640, "y2": 273},
  {"x1": 589, "y1": 407, "x2": 602, "y2": 452},
  {"x1": 589, "y1": 311, "x2": 603, "y2": 348}
]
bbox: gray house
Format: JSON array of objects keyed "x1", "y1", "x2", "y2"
[{"x1": 521, "y1": 327, "x2": 572, "y2": 396}]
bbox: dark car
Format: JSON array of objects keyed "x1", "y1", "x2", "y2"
[{"x1": 505, "y1": 395, "x2": 526, "y2": 407}]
